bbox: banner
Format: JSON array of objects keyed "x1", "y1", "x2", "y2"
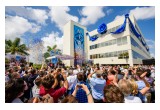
[
  {"x1": 16, "y1": 56, "x2": 21, "y2": 61},
  {"x1": 74, "y1": 25, "x2": 85, "y2": 66},
  {"x1": 50, "y1": 50, "x2": 55, "y2": 56},
  {"x1": 51, "y1": 58, "x2": 58, "y2": 64}
]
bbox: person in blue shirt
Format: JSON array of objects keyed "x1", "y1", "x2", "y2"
[
  {"x1": 88, "y1": 70, "x2": 106, "y2": 103},
  {"x1": 70, "y1": 72, "x2": 91, "y2": 103}
]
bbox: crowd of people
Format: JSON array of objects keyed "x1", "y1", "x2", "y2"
[{"x1": 5, "y1": 61, "x2": 155, "y2": 103}]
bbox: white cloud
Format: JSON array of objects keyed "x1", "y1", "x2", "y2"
[
  {"x1": 114, "y1": 15, "x2": 124, "y2": 20},
  {"x1": 5, "y1": 6, "x2": 48, "y2": 24},
  {"x1": 130, "y1": 7, "x2": 155, "y2": 20},
  {"x1": 49, "y1": 6, "x2": 79, "y2": 31},
  {"x1": 80, "y1": 6, "x2": 105, "y2": 26},
  {"x1": 146, "y1": 39, "x2": 155, "y2": 49},
  {"x1": 146, "y1": 39, "x2": 155, "y2": 57},
  {"x1": 5, "y1": 15, "x2": 41, "y2": 41},
  {"x1": 30, "y1": 24, "x2": 41, "y2": 33},
  {"x1": 114, "y1": 6, "x2": 155, "y2": 21},
  {"x1": 41, "y1": 31, "x2": 63, "y2": 53},
  {"x1": 106, "y1": 9, "x2": 113, "y2": 15}
]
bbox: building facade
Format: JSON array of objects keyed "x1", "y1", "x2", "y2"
[{"x1": 63, "y1": 14, "x2": 151, "y2": 66}]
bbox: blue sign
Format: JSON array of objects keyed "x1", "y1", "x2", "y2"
[
  {"x1": 97, "y1": 23, "x2": 107, "y2": 34},
  {"x1": 74, "y1": 25, "x2": 85, "y2": 66},
  {"x1": 50, "y1": 50, "x2": 55, "y2": 56},
  {"x1": 51, "y1": 58, "x2": 58, "y2": 64},
  {"x1": 55, "y1": 50, "x2": 59, "y2": 55},
  {"x1": 16, "y1": 56, "x2": 21, "y2": 61}
]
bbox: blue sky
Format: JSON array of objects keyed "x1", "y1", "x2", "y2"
[{"x1": 5, "y1": 6, "x2": 155, "y2": 62}]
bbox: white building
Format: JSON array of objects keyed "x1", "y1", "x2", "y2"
[{"x1": 63, "y1": 14, "x2": 151, "y2": 66}]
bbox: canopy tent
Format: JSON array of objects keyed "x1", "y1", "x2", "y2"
[
  {"x1": 5, "y1": 54, "x2": 26, "y2": 59},
  {"x1": 46, "y1": 54, "x2": 74, "y2": 60}
]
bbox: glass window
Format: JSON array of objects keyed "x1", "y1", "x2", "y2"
[
  {"x1": 100, "y1": 54, "x2": 103, "y2": 58},
  {"x1": 95, "y1": 44, "x2": 97, "y2": 48},
  {"x1": 98, "y1": 54, "x2": 100, "y2": 58},
  {"x1": 117, "y1": 38, "x2": 122, "y2": 45},
  {"x1": 122, "y1": 36, "x2": 127, "y2": 44},
  {"x1": 90, "y1": 55, "x2": 92, "y2": 59},
  {"x1": 105, "y1": 41, "x2": 108, "y2": 46},
  {"x1": 114, "y1": 51, "x2": 117, "y2": 57},
  {"x1": 118, "y1": 51, "x2": 122, "y2": 56},
  {"x1": 101, "y1": 42, "x2": 104, "y2": 47},
  {"x1": 105, "y1": 53, "x2": 109, "y2": 57},
  {"x1": 95, "y1": 54, "x2": 98, "y2": 59},
  {"x1": 108, "y1": 52, "x2": 112, "y2": 57},
  {"x1": 97, "y1": 44, "x2": 100, "y2": 48},
  {"x1": 92, "y1": 45, "x2": 94, "y2": 49},
  {"x1": 108, "y1": 41, "x2": 112, "y2": 45},
  {"x1": 112, "y1": 39, "x2": 116, "y2": 45},
  {"x1": 111, "y1": 52, "x2": 114, "y2": 57}
]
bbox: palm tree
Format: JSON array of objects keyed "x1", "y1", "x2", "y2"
[
  {"x1": 5, "y1": 37, "x2": 29, "y2": 56},
  {"x1": 43, "y1": 44, "x2": 62, "y2": 63},
  {"x1": 44, "y1": 45, "x2": 62, "y2": 58}
]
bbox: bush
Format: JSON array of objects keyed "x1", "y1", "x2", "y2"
[
  {"x1": 5, "y1": 58, "x2": 10, "y2": 64},
  {"x1": 33, "y1": 64, "x2": 42, "y2": 70}
]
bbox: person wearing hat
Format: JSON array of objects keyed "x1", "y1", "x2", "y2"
[{"x1": 88, "y1": 70, "x2": 106, "y2": 103}]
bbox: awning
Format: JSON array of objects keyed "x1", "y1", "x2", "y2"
[{"x1": 46, "y1": 54, "x2": 74, "y2": 60}]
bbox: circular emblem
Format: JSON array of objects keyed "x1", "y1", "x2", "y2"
[{"x1": 97, "y1": 23, "x2": 107, "y2": 34}]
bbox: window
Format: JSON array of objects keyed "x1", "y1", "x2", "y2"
[
  {"x1": 108, "y1": 52, "x2": 112, "y2": 57},
  {"x1": 111, "y1": 52, "x2": 114, "y2": 57},
  {"x1": 97, "y1": 44, "x2": 100, "y2": 48},
  {"x1": 105, "y1": 53, "x2": 109, "y2": 57},
  {"x1": 117, "y1": 38, "x2": 122, "y2": 45},
  {"x1": 90, "y1": 46, "x2": 92, "y2": 50},
  {"x1": 90, "y1": 36, "x2": 129, "y2": 50},
  {"x1": 90, "y1": 50, "x2": 129, "y2": 59},
  {"x1": 112, "y1": 39, "x2": 116, "y2": 45},
  {"x1": 118, "y1": 51, "x2": 122, "y2": 56},
  {"x1": 105, "y1": 41, "x2": 108, "y2": 46},
  {"x1": 108, "y1": 41, "x2": 112, "y2": 45},
  {"x1": 90, "y1": 55, "x2": 92, "y2": 59},
  {"x1": 132, "y1": 50, "x2": 146, "y2": 60},
  {"x1": 122, "y1": 36, "x2": 127, "y2": 44},
  {"x1": 101, "y1": 42, "x2": 105, "y2": 47},
  {"x1": 95, "y1": 44, "x2": 97, "y2": 48},
  {"x1": 114, "y1": 51, "x2": 118, "y2": 57}
]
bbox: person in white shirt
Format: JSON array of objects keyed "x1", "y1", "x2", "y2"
[
  {"x1": 118, "y1": 79, "x2": 142, "y2": 103},
  {"x1": 32, "y1": 77, "x2": 42, "y2": 97},
  {"x1": 67, "y1": 70, "x2": 77, "y2": 92}
]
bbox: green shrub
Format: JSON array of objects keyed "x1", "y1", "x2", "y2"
[
  {"x1": 5, "y1": 58, "x2": 10, "y2": 64},
  {"x1": 33, "y1": 64, "x2": 42, "y2": 70}
]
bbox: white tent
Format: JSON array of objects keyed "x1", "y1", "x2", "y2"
[
  {"x1": 5, "y1": 54, "x2": 26, "y2": 59},
  {"x1": 46, "y1": 54, "x2": 74, "y2": 60}
]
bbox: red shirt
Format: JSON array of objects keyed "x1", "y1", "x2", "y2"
[
  {"x1": 106, "y1": 80, "x2": 112, "y2": 85},
  {"x1": 39, "y1": 86, "x2": 66, "y2": 103}
]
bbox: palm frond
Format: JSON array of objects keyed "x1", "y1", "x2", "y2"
[
  {"x1": 13, "y1": 38, "x2": 20, "y2": 47},
  {"x1": 52, "y1": 45, "x2": 57, "y2": 50}
]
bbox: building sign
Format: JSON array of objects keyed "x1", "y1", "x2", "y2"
[
  {"x1": 51, "y1": 58, "x2": 58, "y2": 64},
  {"x1": 16, "y1": 56, "x2": 21, "y2": 61},
  {"x1": 74, "y1": 25, "x2": 85, "y2": 66}
]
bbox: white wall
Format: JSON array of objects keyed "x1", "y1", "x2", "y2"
[
  {"x1": 86, "y1": 14, "x2": 150, "y2": 66},
  {"x1": 63, "y1": 14, "x2": 150, "y2": 66},
  {"x1": 63, "y1": 20, "x2": 87, "y2": 66}
]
